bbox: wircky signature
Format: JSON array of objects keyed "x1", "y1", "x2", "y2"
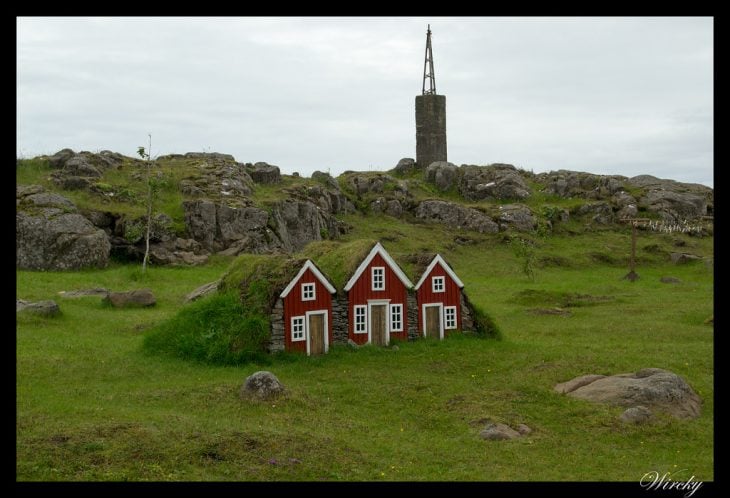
[{"x1": 641, "y1": 469, "x2": 703, "y2": 497}]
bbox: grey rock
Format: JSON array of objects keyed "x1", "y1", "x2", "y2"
[
  {"x1": 270, "y1": 199, "x2": 341, "y2": 252},
  {"x1": 558, "y1": 368, "x2": 701, "y2": 419},
  {"x1": 311, "y1": 171, "x2": 340, "y2": 190},
  {"x1": 16, "y1": 299, "x2": 61, "y2": 317},
  {"x1": 17, "y1": 187, "x2": 110, "y2": 270},
  {"x1": 240, "y1": 371, "x2": 285, "y2": 401},
  {"x1": 425, "y1": 161, "x2": 458, "y2": 191},
  {"x1": 576, "y1": 202, "x2": 614, "y2": 224},
  {"x1": 184, "y1": 281, "x2": 220, "y2": 303},
  {"x1": 620, "y1": 406, "x2": 653, "y2": 424},
  {"x1": 415, "y1": 200, "x2": 499, "y2": 233},
  {"x1": 370, "y1": 197, "x2": 387, "y2": 214},
  {"x1": 183, "y1": 200, "x2": 273, "y2": 253},
  {"x1": 479, "y1": 423, "x2": 522, "y2": 441},
  {"x1": 63, "y1": 156, "x2": 102, "y2": 178},
  {"x1": 670, "y1": 253, "x2": 702, "y2": 265},
  {"x1": 459, "y1": 164, "x2": 531, "y2": 201},
  {"x1": 385, "y1": 199, "x2": 403, "y2": 218},
  {"x1": 52, "y1": 175, "x2": 92, "y2": 190},
  {"x1": 347, "y1": 339, "x2": 360, "y2": 349},
  {"x1": 554, "y1": 374, "x2": 607, "y2": 394},
  {"x1": 498, "y1": 204, "x2": 536, "y2": 232},
  {"x1": 103, "y1": 289, "x2": 156, "y2": 308},
  {"x1": 183, "y1": 152, "x2": 236, "y2": 161},
  {"x1": 539, "y1": 170, "x2": 627, "y2": 199},
  {"x1": 393, "y1": 157, "x2": 417, "y2": 176},
  {"x1": 660, "y1": 276, "x2": 681, "y2": 284},
  {"x1": 612, "y1": 191, "x2": 637, "y2": 208},
  {"x1": 58, "y1": 288, "x2": 110, "y2": 298},
  {"x1": 643, "y1": 190, "x2": 707, "y2": 222},
  {"x1": 516, "y1": 424, "x2": 532, "y2": 435},
  {"x1": 248, "y1": 162, "x2": 281, "y2": 184},
  {"x1": 48, "y1": 148, "x2": 76, "y2": 168}
]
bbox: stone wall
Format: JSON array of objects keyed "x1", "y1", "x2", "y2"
[
  {"x1": 460, "y1": 291, "x2": 476, "y2": 333},
  {"x1": 407, "y1": 291, "x2": 420, "y2": 340},
  {"x1": 415, "y1": 94, "x2": 447, "y2": 169},
  {"x1": 332, "y1": 294, "x2": 349, "y2": 344},
  {"x1": 268, "y1": 297, "x2": 285, "y2": 353}
]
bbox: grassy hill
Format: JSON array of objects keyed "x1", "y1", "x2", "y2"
[{"x1": 16, "y1": 152, "x2": 713, "y2": 481}]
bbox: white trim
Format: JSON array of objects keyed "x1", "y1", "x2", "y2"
[
  {"x1": 371, "y1": 266, "x2": 385, "y2": 291},
  {"x1": 353, "y1": 305, "x2": 368, "y2": 334},
  {"x1": 305, "y1": 309, "x2": 329, "y2": 355},
  {"x1": 344, "y1": 242, "x2": 413, "y2": 291},
  {"x1": 367, "y1": 299, "x2": 391, "y2": 345},
  {"x1": 414, "y1": 254, "x2": 465, "y2": 291},
  {"x1": 444, "y1": 305, "x2": 457, "y2": 330},
  {"x1": 291, "y1": 315, "x2": 306, "y2": 342},
  {"x1": 280, "y1": 259, "x2": 336, "y2": 298},
  {"x1": 422, "y1": 303, "x2": 444, "y2": 340},
  {"x1": 389, "y1": 303, "x2": 404, "y2": 332},
  {"x1": 432, "y1": 276, "x2": 445, "y2": 293},
  {"x1": 301, "y1": 282, "x2": 316, "y2": 301}
]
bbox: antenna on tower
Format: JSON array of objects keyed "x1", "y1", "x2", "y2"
[{"x1": 422, "y1": 24, "x2": 436, "y2": 95}]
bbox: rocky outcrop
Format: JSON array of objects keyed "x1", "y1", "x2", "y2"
[
  {"x1": 575, "y1": 202, "x2": 614, "y2": 225},
  {"x1": 17, "y1": 185, "x2": 110, "y2": 270},
  {"x1": 17, "y1": 299, "x2": 61, "y2": 317},
  {"x1": 415, "y1": 200, "x2": 499, "y2": 233},
  {"x1": 270, "y1": 199, "x2": 342, "y2": 252},
  {"x1": 184, "y1": 281, "x2": 220, "y2": 303},
  {"x1": 246, "y1": 162, "x2": 281, "y2": 184},
  {"x1": 538, "y1": 170, "x2": 626, "y2": 199},
  {"x1": 179, "y1": 158, "x2": 253, "y2": 198},
  {"x1": 298, "y1": 184, "x2": 355, "y2": 215},
  {"x1": 459, "y1": 164, "x2": 531, "y2": 201},
  {"x1": 311, "y1": 170, "x2": 340, "y2": 190},
  {"x1": 425, "y1": 161, "x2": 458, "y2": 191},
  {"x1": 497, "y1": 204, "x2": 536, "y2": 232},
  {"x1": 555, "y1": 368, "x2": 701, "y2": 419},
  {"x1": 240, "y1": 371, "x2": 286, "y2": 400},
  {"x1": 641, "y1": 189, "x2": 707, "y2": 223},
  {"x1": 48, "y1": 149, "x2": 132, "y2": 191}
]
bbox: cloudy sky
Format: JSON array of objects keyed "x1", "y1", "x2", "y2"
[{"x1": 17, "y1": 17, "x2": 713, "y2": 186}]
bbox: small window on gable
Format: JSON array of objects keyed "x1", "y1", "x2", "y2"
[
  {"x1": 291, "y1": 316, "x2": 305, "y2": 341},
  {"x1": 372, "y1": 267, "x2": 385, "y2": 291},
  {"x1": 432, "y1": 276, "x2": 445, "y2": 293},
  {"x1": 444, "y1": 306, "x2": 457, "y2": 329},
  {"x1": 354, "y1": 305, "x2": 367, "y2": 333},
  {"x1": 390, "y1": 304, "x2": 403, "y2": 332},
  {"x1": 301, "y1": 283, "x2": 316, "y2": 301}
]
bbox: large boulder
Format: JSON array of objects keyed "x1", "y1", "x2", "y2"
[
  {"x1": 556, "y1": 368, "x2": 701, "y2": 419},
  {"x1": 642, "y1": 190, "x2": 707, "y2": 222},
  {"x1": 48, "y1": 148, "x2": 75, "y2": 169},
  {"x1": 393, "y1": 158, "x2": 417, "y2": 176},
  {"x1": 17, "y1": 186, "x2": 110, "y2": 270},
  {"x1": 497, "y1": 204, "x2": 536, "y2": 232},
  {"x1": 415, "y1": 200, "x2": 499, "y2": 233},
  {"x1": 16, "y1": 299, "x2": 61, "y2": 317},
  {"x1": 311, "y1": 171, "x2": 340, "y2": 191},
  {"x1": 459, "y1": 164, "x2": 531, "y2": 201},
  {"x1": 425, "y1": 161, "x2": 458, "y2": 191},
  {"x1": 247, "y1": 162, "x2": 281, "y2": 184},
  {"x1": 240, "y1": 371, "x2": 286, "y2": 401},
  {"x1": 179, "y1": 158, "x2": 254, "y2": 198}
]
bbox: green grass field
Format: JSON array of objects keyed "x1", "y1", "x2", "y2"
[{"x1": 16, "y1": 222, "x2": 713, "y2": 481}]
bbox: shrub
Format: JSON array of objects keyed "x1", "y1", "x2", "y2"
[{"x1": 143, "y1": 292, "x2": 270, "y2": 366}]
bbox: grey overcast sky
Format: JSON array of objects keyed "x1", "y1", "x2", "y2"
[{"x1": 17, "y1": 17, "x2": 713, "y2": 187}]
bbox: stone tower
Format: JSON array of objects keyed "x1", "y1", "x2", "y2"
[{"x1": 415, "y1": 25, "x2": 447, "y2": 169}]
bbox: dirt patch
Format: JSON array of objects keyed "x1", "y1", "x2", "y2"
[
  {"x1": 526, "y1": 308, "x2": 572, "y2": 317},
  {"x1": 515, "y1": 289, "x2": 614, "y2": 308},
  {"x1": 537, "y1": 255, "x2": 573, "y2": 268}
]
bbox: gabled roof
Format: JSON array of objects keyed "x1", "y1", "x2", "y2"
[
  {"x1": 343, "y1": 242, "x2": 414, "y2": 291},
  {"x1": 280, "y1": 259, "x2": 336, "y2": 298},
  {"x1": 414, "y1": 254, "x2": 465, "y2": 290}
]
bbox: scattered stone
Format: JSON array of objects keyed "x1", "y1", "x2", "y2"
[
  {"x1": 704, "y1": 315, "x2": 713, "y2": 325},
  {"x1": 660, "y1": 276, "x2": 681, "y2": 284},
  {"x1": 516, "y1": 424, "x2": 532, "y2": 435},
  {"x1": 240, "y1": 371, "x2": 285, "y2": 401},
  {"x1": 391, "y1": 345, "x2": 400, "y2": 352},
  {"x1": 103, "y1": 289, "x2": 156, "y2": 308},
  {"x1": 393, "y1": 157, "x2": 417, "y2": 176},
  {"x1": 347, "y1": 339, "x2": 360, "y2": 349},
  {"x1": 184, "y1": 281, "x2": 220, "y2": 303},
  {"x1": 670, "y1": 253, "x2": 702, "y2": 265},
  {"x1": 619, "y1": 406, "x2": 653, "y2": 424},
  {"x1": 58, "y1": 288, "x2": 110, "y2": 298},
  {"x1": 479, "y1": 423, "x2": 522, "y2": 441},
  {"x1": 16, "y1": 299, "x2": 61, "y2": 317},
  {"x1": 556, "y1": 368, "x2": 701, "y2": 419}
]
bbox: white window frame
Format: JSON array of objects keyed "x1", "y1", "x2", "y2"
[
  {"x1": 291, "y1": 315, "x2": 305, "y2": 342},
  {"x1": 432, "y1": 276, "x2": 445, "y2": 293},
  {"x1": 444, "y1": 306, "x2": 457, "y2": 330},
  {"x1": 390, "y1": 303, "x2": 403, "y2": 332},
  {"x1": 301, "y1": 282, "x2": 316, "y2": 301},
  {"x1": 371, "y1": 266, "x2": 385, "y2": 291},
  {"x1": 354, "y1": 305, "x2": 367, "y2": 334}
]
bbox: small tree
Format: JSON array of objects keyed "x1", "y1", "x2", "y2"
[
  {"x1": 511, "y1": 237, "x2": 536, "y2": 282},
  {"x1": 137, "y1": 134, "x2": 153, "y2": 272}
]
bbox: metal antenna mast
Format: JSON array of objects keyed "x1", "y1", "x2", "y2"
[{"x1": 422, "y1": 24, "x2": 436, "y2": 95}]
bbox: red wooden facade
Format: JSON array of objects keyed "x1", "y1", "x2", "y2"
[
  {"x1": 415, "y1": 255, "x2": 464, "y2": 339},
  {"x1": 281, "y1": 261, "x2": 335, "y2": 355},
  {"x1": 344, "y1": 243, "x2": 413, "y2": 345}
]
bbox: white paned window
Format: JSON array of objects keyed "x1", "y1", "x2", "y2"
[
  {"x1": 301, "y1": 283, "x2": 316, "y2": 301},
  {"x1": 432, "y1": 276, "x2": 445, "y2": 293},
  {"x1": 291, "y1": 316, "x2": 305, "y2": 341},
  {"x1": 354, "y1": 305, "x2": 367, "y2": 333},
  {"x1": 372, "y1": 267, "x2": 385, "y2": 291},
  {"x1": 444, "y1": 306, "x2": 457, "y2": 329},
  {"x1": 390, "y1": 304, "x2": 403, "y2": 332}
]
